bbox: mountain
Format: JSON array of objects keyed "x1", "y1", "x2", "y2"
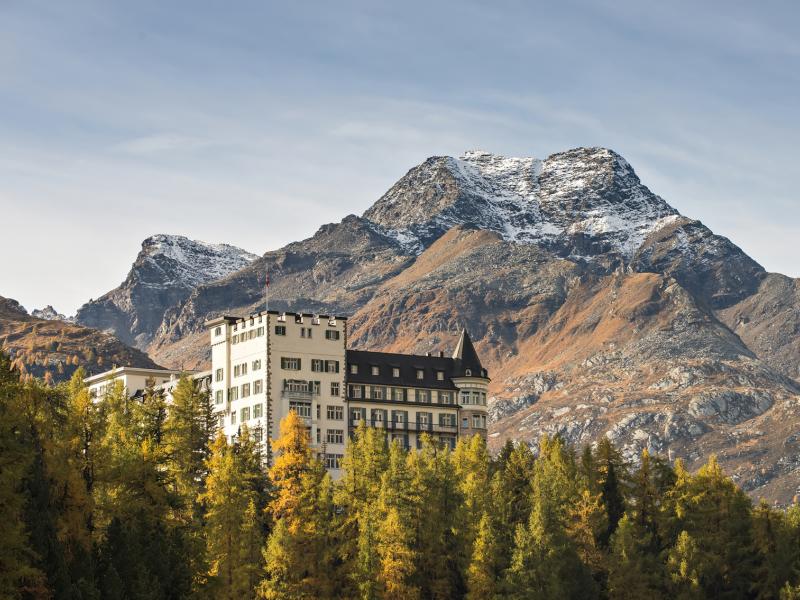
[
  {"x1": 75, "y1": 234, "x2": 258, "y2": 348},
  {"x1": 77, "y1": 147, "x2": 800, "y2": 502},
  {"x1": 0, "y1": 295, "x2": 161, "y2": 381},
  {"x1": 31, "y1": 305, "x2": 70, "y2": 321}
]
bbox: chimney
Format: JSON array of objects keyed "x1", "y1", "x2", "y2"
[
  {"x1": 438, "y1": 351, "x2": 444, "y2": 357},
  {"x1": 426, "y1": 352, "x2": 431, "y2": 357}
]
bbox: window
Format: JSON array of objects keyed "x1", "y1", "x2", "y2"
[
  {"x1": 241, "y1": 407, "x2": 251, "y2": 421},
  {"x1": 416, "y1": 369, "x2": 424, "y2": 380},
  {"x1": 228, "y1": 387, "x2": 239, "y2": 401},
  {"x1": 439, "y1": 413, "x2": 456, "y2": 427},
  {"x1": 253, "y1": 427, "x2": 263, "y2": 442},
  {"x1": 371, "y1": 365, "x2": 379, "y2": 376},
  {"x1": 214, "y1": 326, "x2": 222, "y2": 336},
  {"x1": 392, "y1": 410, "x2": 407, "y2": 424},
  {"x1": 417, "y1": 412, "x2": 431, "y2": 426},
  {"x1": 281, "y1": 357, "x2": 301, "y2": 370},
  {"x1": 392, "y1": 367, "x2": 400, "y2": 378},
  {"x1": 371, "y1": 409, "x2": 386, "y2": 422},
  {"x1": 326, "y1": 429, "x2": 344, "y2": 444},
  {"x1": 417, "y1": 389, "x2": 430, "y2": 403},
  {"x1": 460, "y1": 390, "x2": 471, "y2": 405},
  {"x1": 231, "y1": 412, "x2": 237, "y2": 425},
  {"x1": 391, "y1": 433, "x2": 409, "y2": 449},
  {"x1": 241, "y1": 383, "x2": 251, "y2": 397},
  {"x1": 325, "y1": 360, "x2": 340, "y2": 373},
  {"x1": 324, "y1": 454, "x2": 343, "y2": 469},
  {"x1": 316, "y1": 428, "x2": 321, "y2": 443},
  {"x1": 231, "y1": 334, "x2": 239, "y2": 344},
  {"x1": 349, "y1": 385, "x2": 362, "y2": 399},
  {"x1": 327, "y1": 405, "x2": 343, "y2": 420},
  {"x1": 350, "y1": 407, "x2": 362, "y2": 422},
  {"x1": 254, "y1": 380, "x2": 263, "y2": 394},
  {"x1": 481, "y1": 392, "x2": 487, "y2": 406},
  {"x1": 330, "y1": 382, "x2": 340, "y2": 397},
  {"x1": 234, "y1": 365, "x2": 240, "y2": 377},
  {"x1": 312, "y1": 381, "x2": 321, "y2": 395},
  {"x1": 253, "y1": 403, "x2": 263, "y2": 419},
  {"x1": 462, "y1": 417, "x2": 469, "y2": 428},
  {"x1": 325, "y1": 329, "x2": 340, "y2": 340},
  {"x1": 289, "y1": 401, "x2": 311, "y2": 418},
  {"x1": 252, "y1": 359, "x2": 261, "y2": 371},
  {"x1": 256, "y1": 326, "x2": 264, "y2": 336},
  {"x1": 215, "y1": 390, "x2": 223, "y2": 405},
  {"x1": 275, "y1": 325, "x2": 286, "y2": 336},
  {"x1": 311, "y1": 359, "x2": 324, "y2": 372},
  {"x1": 440, "y1": 392, "x2": 453, "y2": 405},
  {"x1": 218, "y1": 414, "x2": 225, "y2": 428},
  {"x1": 436, "y1": 371, "x2": 444, "y2": 381},
  {"x1": 472, "y1": 414, "x2": 486, "y2": 429},
  {"x1": 350, "y1": 364, "x2": 358, "y2": 374},
  {"x1": 390, "y1": 387, "x2": 405, "y2": 402},
  {"x1": 215, "y1": 368, "x2": 224, "y2": 382},
  {"x1": 465, "y1": 369, "x2": 472, "y2": 376},
  {"x1": 300, "y1": 327, "x2": 312, "y2": 338},
  {"x1": 371, "y1": 386, "x2": 384, "y2": 400},
  {"x1": 317, "y1": 404, "x2": 321, "y2": 419}
]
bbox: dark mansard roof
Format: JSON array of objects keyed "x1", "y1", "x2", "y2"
[{"x1": 346, "y1": 330, "x2": 488, "y2": 389}]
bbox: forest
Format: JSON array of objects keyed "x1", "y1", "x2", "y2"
[{"x1": 3, "y1": 350, "x2": 800, "y2": 600}]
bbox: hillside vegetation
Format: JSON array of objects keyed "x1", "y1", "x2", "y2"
[
  {"x1": 4, "y1": 356, "x2": 800, "y2": 599},
  {"x1": 0, "y1": 295, "x2": 161, "y2": 382}
]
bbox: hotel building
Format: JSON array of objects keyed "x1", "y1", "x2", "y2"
[{"x1": 205, "y1": 310, "x2": 489, "y2": 476}]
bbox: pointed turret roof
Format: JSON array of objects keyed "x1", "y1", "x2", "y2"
[{"x1": 452, "y1": 329, "x2": 485, "y2": 377}]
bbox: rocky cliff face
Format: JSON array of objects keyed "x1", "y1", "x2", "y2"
[
  {"x1": 76, "y1": 147, "x2": 799, "y2": 501},
  {"x1": 75, "y1": 234, "x2": 258, "y2": 348}
]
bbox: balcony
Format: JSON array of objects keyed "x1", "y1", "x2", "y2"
[
  {"x1": 350, "y1": 419, "x2": 458, "y2": 434},
  {"x1": 282, "y1": 389, "x2": 314, "y2": 401}
]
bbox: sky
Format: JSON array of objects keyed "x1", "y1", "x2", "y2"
[{"x1": 1, "y1": 0, "x2": 798, "y2": 315}]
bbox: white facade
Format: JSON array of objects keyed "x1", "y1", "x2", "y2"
[{"x1": 206, "y1": 311, "x2": 348, "y2": 473}]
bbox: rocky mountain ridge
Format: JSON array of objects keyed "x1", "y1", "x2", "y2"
[
  {"x1": 64, "y1": 147, "x2": 800, "y2": 501},
  {"x1": 75, "y1": 234, "x2": 258, "y2": 348}
]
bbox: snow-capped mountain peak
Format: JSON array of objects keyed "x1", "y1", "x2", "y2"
[
  {"x1": 140, "y1": 234, "x2": 259, "y2": 287},
  {"x1": 364, "y1": 147, "x2": 680, "y2": 259}
]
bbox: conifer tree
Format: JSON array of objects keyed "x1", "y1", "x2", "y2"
[
  {"x1": 608, "y1": 515, "x2": 666, "y2": 599},
  {"x1": 0, "y1": 352, "x2": 45, "y2": 597},
  {"x1": 466, "y1": 513, "x2": 501, "y2": 600},
  {"x1": 596, "y1": 437, "x2": 626, "y2": 547},
  {"x1": 663, "y1": 456, "x2": 757, "y2": 598},
  {"x1": 504, "y1": 435, "x2": 596, "y2": 599},
  {"x1": 202, "y1": 433, "x2": 266, "y2": 599},
  {"x1": 259, "y1": 411, "x2": 336, "y2": 600},
  {"x1": 406, "y1": 435, "x2": 463, "y2": 599},
  {"x1": 377, "y1": 506, "x2": 419, "y2": 600}
]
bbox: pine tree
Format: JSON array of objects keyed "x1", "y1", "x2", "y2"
[
  {"x1": 663, "y1": 456, "x2": 757, "y2": 599},
  {"x1": 0, "y1": 352, "x2": 46, "y2": 597},
  {"x1": 258, "y1": 411, "x2": 336, "y2": 599},
  {"x1": 596, "y1": 437, "x2": 626, "y2": 547},
  {"x1": 608, "y1": 515, "x2": 666, "y2": 599},
  {"x1": 335, "y1": 419, "x2": 390, "y2": 594},
  {"x1": 453, "y1": 434, "x2": 491, "y2": 572},
  {"x1": 504, "y1": 436, "x2": 596, "y2": 600},
  {"x1": 406, "y1": 435, "x2": 463, "y2": 599},
  {"x1": 377, "y1": 506, "x2": 419, "y2": 600},
  {"x1": 466, "y1": 513, "x2": 501, "y2": 600},
  {"x1": 201, "y1": 433, "x2": 266, "y2": 599}
]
